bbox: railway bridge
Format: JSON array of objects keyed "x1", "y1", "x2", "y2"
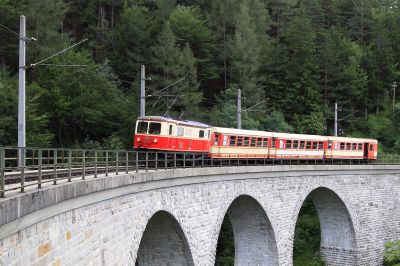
[{"x1": 0, "y1": 155, "x2": 400, "y2": 265}]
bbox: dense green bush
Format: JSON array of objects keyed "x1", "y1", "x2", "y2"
[{"x1": 384, "y1": 240, "x2": 400, "y2": 266}]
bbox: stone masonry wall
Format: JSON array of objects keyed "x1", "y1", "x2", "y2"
[{"x1": 0, "y1": 166, "x2": 399, "y2": 266}]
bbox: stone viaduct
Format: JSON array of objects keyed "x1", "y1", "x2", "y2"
[{"x1": 0, "y1": 165, "x2": 399, "y2": 266}]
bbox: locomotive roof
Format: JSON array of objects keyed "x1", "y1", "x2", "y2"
[{"x1": 137, "y1": 116, "x2": 210, "y2": 128}]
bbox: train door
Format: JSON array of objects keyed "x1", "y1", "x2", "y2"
[
  {"x1": 326, "y1": 141, "x2": 333, "y2": 158},
  {"x1": 168, "y1": 124, "x2": 176, "y2": 150},
  {"x1": 270, "y1": 137, "x2": 277, "y2": 158},
  {"x1": 363, "y1": 143, "x2": 374, "y2": 160},
  {"x1": 211, "y1": 132, "x2": 221, "y2": 156}
]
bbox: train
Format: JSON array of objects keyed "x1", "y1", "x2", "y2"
[{"x1": 133, "y1": 116, "x2": 378, "y2": 161}]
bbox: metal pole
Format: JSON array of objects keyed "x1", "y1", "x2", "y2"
[
  {"x1": 53, "y1": 149, "x2": 57, "y2": 185},
  {"x1": 38, "y1": 149, "x2": 42, "y2": 188},
  {"x1": 140, "y1": 65, "x2": 145, "y2": 117},
  {"x1": 334, "y1": 102, "x2": 338, "y2": 137},
  {"x1": 18, "y1": 15, "x2": 26, "y2": 167},
  {"x1": 0, "y1": 147, "x2": 5, "y2": 198},
  {"x1": 68, "y1": 150, "x2": 72, "y2": 182},
  {"x1": 94, "y1": 150, "x2": 98, "y2": 178},
  {"x1": 393, "y1": 81, "x2": 397, "y2": 116},
  {"x1": 237, "y1": 88, "x2": 241, "y2": 129}
]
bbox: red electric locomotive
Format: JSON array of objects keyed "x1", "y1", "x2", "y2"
[{"x1": 133, "y1": 116, "x2": 211, "y2": 153}]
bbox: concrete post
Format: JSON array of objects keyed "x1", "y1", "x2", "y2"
[
  {"x1": 140, "y1": 65, "x2": 145, "y2": 117},
  {"x1": 18, "y1": 15, "x2": 26, "y2": 166},
  {"x1": 237, "y1": 89, "x2": 241, "y2": 129},
  {"x1": 334, "y1": 102, "x2": 338, "y2": 137}
]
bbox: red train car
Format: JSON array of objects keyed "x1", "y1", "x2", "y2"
[{"x1": 133, "y1": 116, "x2": 211, "y2": 153}]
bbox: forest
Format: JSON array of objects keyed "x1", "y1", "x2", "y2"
[
  {"x1": 1, "y1": 1, "x2": 400, "y2": 265},
  {"x1": 1, "y1": 0, "x2": 400, "y2": 151}
]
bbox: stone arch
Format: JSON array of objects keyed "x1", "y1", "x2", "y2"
[
  {"x1": 217, "y1": 194, "x2": 279, "y2": 265},
  {"x1": 294, "y1": 187, "x2": 357, "y2": 265},
  {"x1": 136, "y1": 210, "x2": 194, "y2": 266}
]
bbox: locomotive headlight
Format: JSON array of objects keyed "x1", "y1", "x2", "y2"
[
  {"x1": 136, "y1": 137, "x2": 141, "y2": 142},
  {"x1": 153, "y1": 139, "x2": 158, "y2": 143}
]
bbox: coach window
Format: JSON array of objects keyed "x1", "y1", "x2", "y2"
[
  {"x1": 358, "y1": 143, "x2": 363, "y2": 150},
  {"x1": 293, "y1": 140, "x2": 299, "y2": 149},
  {"x1": 237, "y1": 136, "x2": 243, "y2": 146},
  {"x1": 287, "y1": 140, "x2": 292, "y2": 149},
  {"x1": 263, "y1": 138, "x2": 268, "y2": 147},
  {"x1": 137, "y1": 121, "x2": 148, "y2": 134},
  {"x1": 230, "y1": 136, "x2": 236, "y2": 146},
  {"x1": 312, "y1": 142, "x2": 318, "y2": 149},
  {"x1": 299, "y1": 141, "x2": 305, "y2": 149},
  {"x1": 149, "y1": 122, "x2": 161, "y2": 135},
  {"x1": 251, "y1": 137, "x2": 256, "y2": 147},
  {"x1": 346, "y1": 143, "x2": 351, "y2": 150},
  {"x1": 199, "y1": 130, "x2": 205, "y2": 138},
  {"x1": 340, "y1": 143, "x2": 345, "y2": 150},
  {"x1": 318, "y1": 142, "x2": 323, "y2": 150},
  {"x1": 244, "y1": 137, "x2": 250, "y2": 147},
  {"x1": 257, "y1": 138, "x2": 263, "y2": 147},
  {"x1": 306, "y1": 141, "x2": 311, "y2": 149},
  {"x1": 352, "y1": 143, "x2": 357, "y2": 150}
]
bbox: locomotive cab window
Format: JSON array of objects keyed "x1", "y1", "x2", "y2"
[
  {"x1": 136, "y1": 121, "x2": 148, "y2": 134},
  {"x1": 199, "y1": 130, "x2": 205, "y2": 138},
  {"x1": 149, "y1": 122, "x2": 161, "y2": 135},
  {"x1": 178, "y1": 127, "x2": 185, "y2": 136}
]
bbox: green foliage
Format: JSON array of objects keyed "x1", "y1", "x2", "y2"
[
  {"x1": 293, "y1": 198, "x2": 325, "y2": 266},
  {"x1": 215, "y1": 216, "x2": 234, "y2": 266},
  {"x1": 1, "y1": 0, "x2": 400, "y2": 151},
  {"x1": 384, "y1": 240, "x2": 400, "y2": 266},
  {"x1": 0, "y1": 70, "x2": 17, "y2": 146}
]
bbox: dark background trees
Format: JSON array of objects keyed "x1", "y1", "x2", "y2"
[{"x1": 1, "y1": 0, "x2": 400, "y2": 151}]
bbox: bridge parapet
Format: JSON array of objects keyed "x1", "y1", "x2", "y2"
[{"x1": 0, "y1": 163, "x2": 399, "y2": 265}]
